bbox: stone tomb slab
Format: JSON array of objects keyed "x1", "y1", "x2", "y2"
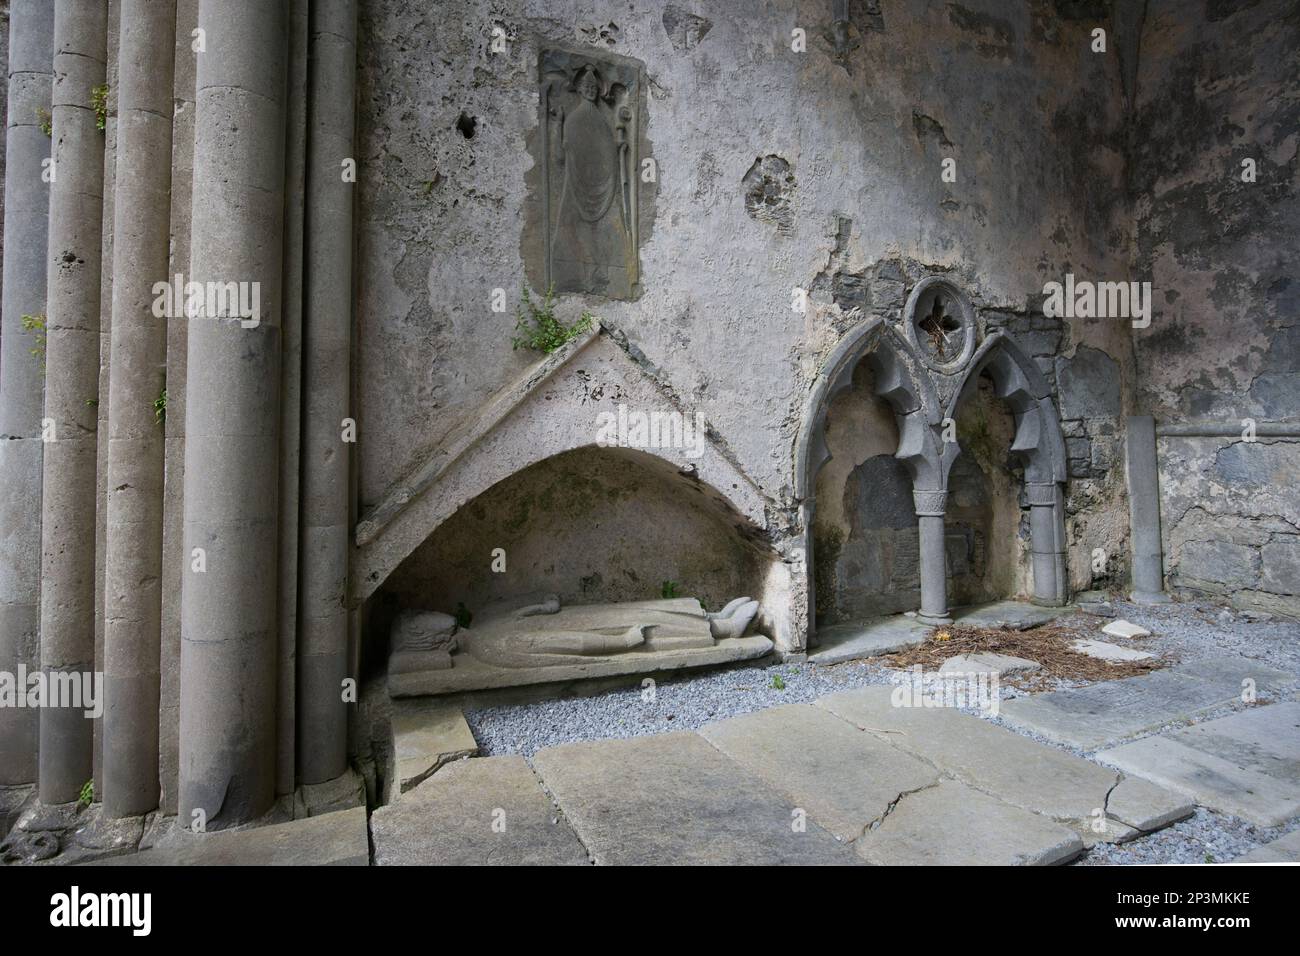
[
  {"x1": 532, "y1": 731, "x2": 860, "y2": 865},
  {"x1": 93, "y1": 806, "x2": 370, "y2": 866},
  {"x1": 370, "y1": 755, "x2": 588, "y2": 866},
  {"x1": 856, "y1": 780, "x2": 1083, "y2": 866},
  {"x1": 698, "y1": 704, "x2": 938, "y2": 843},
  {"x1": 815, "y1": 687, "x2": 1190, "y2": 840},
  {"x1": 998, "y1": 657, "x2": 1296, "y2": 750}
]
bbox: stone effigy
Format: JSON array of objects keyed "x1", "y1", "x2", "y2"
[
  {"x1": 388, "y1": 596, "x2": 768, "y2": 696},
  {"x1": 538, "y1": 47, "x2": 642, "y2": 299}
]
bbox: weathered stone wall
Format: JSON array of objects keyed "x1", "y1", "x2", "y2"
[
  {"x1": 354, "y1": 0, "x2": 1139, "y2": 601},
  {"x1": 1131, "y1": 0, "x2": 1299, "y2": 613}
]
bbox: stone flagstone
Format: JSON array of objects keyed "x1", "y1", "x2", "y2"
[
  {"x1": 390, "y1": 698, "x2": 479, "y2": 797},
  {"x1": 1231, "y1": 829, "x2": 1300, "y2": 864},
  {"x1": 939, "y1": 652, "x2": 1041, "y2": 676},
  {"x1": 808, "y1": 615, "x2": 930, "y2": 664},
  {"x1": 698, "y1": 704, "x2": 938, "y2": 843},
  {"x1": 1070, "y1": 639, "x2": 1155, "y2": 663},
  {"x1": 1166, "y1": 701, "x2": 1300, "y2": 781},
  {"x1": 856, "y1": 780, "x2": 1083, "y2": 866},
  {"x1": 815, "y1": 687, "x2": 1190, "y2": 840},
  {"x1": 370, "y1": 755, "x2": 588, "y2": 865},
  {"x1": 998, "y1": 656, "x2": 1295, "y2": 750},
  {"x1": 532, "y1": 731, "x2": 861, "y2": 865},
  {"x1": 1102, "y1": 619, "x2": 1151, "y2": 639},
  {"x1": 94, "y1": 806, "x2": 370, "y2": 866},
  {"x1": 1096, "y1": 735, "x2": 1300, "y2": 828}
]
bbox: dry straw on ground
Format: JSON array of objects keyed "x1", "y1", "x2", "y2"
[{"x1": 882, "y1": 617, "x2": 1169, "y2": 689}]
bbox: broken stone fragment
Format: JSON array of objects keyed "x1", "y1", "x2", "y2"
[
  {"x1": 1070, "y1": 639, "x2": 1155, "y2": 663},
  {"x1": 1101, "y1": 619, "x2": 1152, "y2": 639},
  {"x1": 937, "y1": 652, "x2": 1042, "y2": 677}
]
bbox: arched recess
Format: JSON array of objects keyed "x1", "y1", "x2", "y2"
[
  {"x1": 354, "y1": 324, "x2": 796, "y2": 653},
  {"x1": 946, "y1": 331, "x2": 1070, "y2": 606},
  {"x1": 794, "y1": 318, "x2": 948, "y2": 645}
]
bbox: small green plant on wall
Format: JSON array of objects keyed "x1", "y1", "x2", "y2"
[
  {"x1": 21, "y1": 314, "x2": 47, "y2": 370},
  {"x1": 77, "y1": 779, "x2": 94, "y2": 809},
  {"x1": 512, "y1": 285, "x2": 593, "y2": 354},
  {"x1": 660, "y1": 580, "x2": 679, "y2": 599},
  {"x1": 92, "y1": 84, "x2": 109, "y2": 132},
  {"x1": 36, "y1": 107, "x2": 51, "y2": 137},
  {"x1": 153, "y1": 387, "x2": 167, "y2": 425}
]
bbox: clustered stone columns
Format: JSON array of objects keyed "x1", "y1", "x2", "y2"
[
  {"x1": 37, "y1": 0, "x2": 108, "y2": 805},
  {"x1": 0, "y1": 0, "x2": 361, "y2": 829},
  {"x1": 298, "y1": 0, "x2": 357, "y2": 784},
  {"x1": 0, "y1": 1, "x2": 54, "y2": 787},
  {"x1": 913, "y1": 488, "x2": 952, "y2": 623},
  {"x1": 101, "y1": 0, "x2": 177, "y2": 819},
  {"x1": 177, "y1": 0, "x2": 289, "y2": 827}
]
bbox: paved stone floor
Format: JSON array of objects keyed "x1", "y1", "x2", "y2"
[{"x1": 370, "y1": 646, "x2": 1299, "y2": 865}]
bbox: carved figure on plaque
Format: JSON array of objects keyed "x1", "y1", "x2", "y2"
[{"x1": 540, "y1": 49, "x2": 641, "y2": 298}]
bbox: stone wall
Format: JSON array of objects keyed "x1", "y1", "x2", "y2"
[
  {"x1": 355, "y1": 0, "x2": 1140, "y2": 603},
  {"x1": 1131, "y1": 0, "x2": 1300, "y2": 613}
]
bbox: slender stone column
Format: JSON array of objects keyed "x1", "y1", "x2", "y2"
[
  {"x1": 1125, "y1": 415, "x2": 1170, "y2": 603},
  {"x1": 101, "y1": 0, "x2": 177, "y2": 819},
  {"x1": 158, "y1": 0, "x2": 198, "y2": 817},
  {"x1": 298, "y1": 0, "x2": 357, "y2": 784},
  {"x1": 276, "y1": 0, "x2": 309, "y2": 798},
  {"x1": 178, "y1": 0, "x2": 287, "y2": 827},
  {"x1": 38, "y1": 1, "x2": 108, "y2": 805},
  {"x1": 0, "y1": 0, "x2": 55, "y2": 786},
  {"x1": 914, "y1": 489, "x2": 951, "y2": 623},
  {"x1": 1027, "y1": 481, "x2": 1067, "y2": 605}
]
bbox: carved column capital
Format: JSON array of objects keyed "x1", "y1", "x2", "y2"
[
  {"x1": 1024, "y1": 481, "x2": 1059, "y2": 508},
  {"x1": 912, "y1": 489, "x2": 948, "y2": 517}
]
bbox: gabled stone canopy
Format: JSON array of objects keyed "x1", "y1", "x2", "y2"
[{"x1": 353, "y1": 322, "x2": 781, "y2": 606}]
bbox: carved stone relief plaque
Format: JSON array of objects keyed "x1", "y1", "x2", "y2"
[{"x1": 538, "y1": 47, "x2": 642, "y2": 299}]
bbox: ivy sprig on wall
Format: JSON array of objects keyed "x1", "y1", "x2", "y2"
[{"x1": 511, "y1": 285, "x2": 593, "y2": 354}]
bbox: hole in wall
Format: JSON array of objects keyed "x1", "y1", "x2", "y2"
[{"x1": 456, "y1": 111, "x2": 477, "y2": 139}]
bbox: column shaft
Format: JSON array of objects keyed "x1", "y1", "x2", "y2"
[
  {"x1": 101, "y1": 0, "x2": 177, "y2": 819},
  {"x1": 1125, "y1": 415, "x2": 1169, "y2": 603},
  {"x1": 177, "y1": 0, "x2": 288, "y2": 827},
  {"x1": 37, "y1": 0, "x2": 108, "y2": 805},
  {"x1": 298, "y1": 0, "x2": 357, "y2": 784},
  {"x1": 914, "y1": 490, "x2": 950, "y2": 623},
  {"x1": 0, "y1": 0, "x2": 55, "y2": 786}
]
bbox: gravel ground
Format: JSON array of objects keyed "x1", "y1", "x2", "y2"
[{"x1": 462, "y1": 597, "x2": 1300, "y2": 865}]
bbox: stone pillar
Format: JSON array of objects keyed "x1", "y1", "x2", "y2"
[
  {"x1": 297, "y1": 0, "x2": 357, "y2": 784},
  {"x1": 1125, "y1": 415, "x2": 1170, "y2": 603},
  {"x1": 158, "y1": 0, "x2": 198, "y2": 817},
  {"x1": 178, "y1": 0, "x2": 287, "y2": 827},
  {"x1": 101, "y1": 0, "x2": 176, "y2": 819},
  {"x1": 0, "y1": 0, "x2": 55, "y2": 786},
  {"x1": 1027, "y1": 480, "x2": 1068, "y2": 605},
  {"x1": 914, "y1": 489, "x2": 951, "y2": 623},
  {"x1": 38, "y1": 0, "x2": 108, "y2": 805}
]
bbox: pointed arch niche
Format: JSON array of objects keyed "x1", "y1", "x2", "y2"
[{"x1": 795, "y1": 279, "x2": 1069, "y2": 648}]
